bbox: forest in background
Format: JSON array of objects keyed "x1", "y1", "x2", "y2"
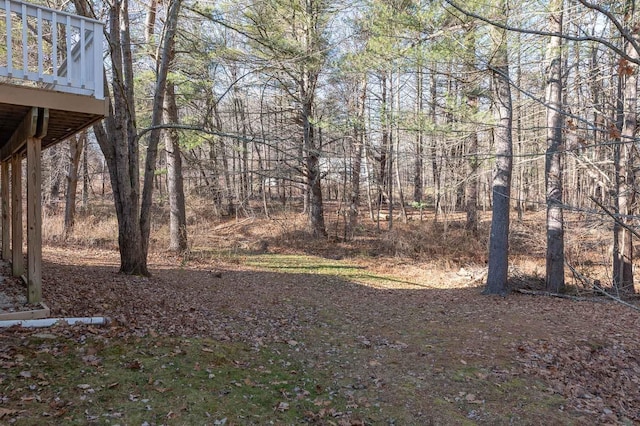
[
  {"x1": 3, "y1": 1, "x2": 640, "y2": 423},
  {"x1": 25, "y1": 0, "x2": 640, "y2": 295}
]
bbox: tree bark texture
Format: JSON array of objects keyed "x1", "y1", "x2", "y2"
[
  {"x1": 614, "y1": 0, "x2": 638, "y2": 294},
  {"x1": 545, "y1": 0, "x2": 566, "y2": 293},
  {"x1": 140, "y1": 0, "x2": 182, "y2": 262},
  {"x1": 64, "y1": 132, "x2": 85, "y2": 237},
  {"x1": 347, "y1": 79, "x2": 366, "y2": 239},
  {"x1": 104, "y1": 0, "x2": 146, "y2": 275},
  {"x1": 414, "y1": 64, "x2": 424, "y2": 203},
  {"x1": 164, "y1": 82, "x2": 188, "y2": 252},
  {"x1": 464, "y1": 28, "x2": 479, "y2": 234},
  {"x1": 485, "y1": 2, "x2": 513, "y2": 296}
]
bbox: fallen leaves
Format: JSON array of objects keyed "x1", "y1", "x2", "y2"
[
  {"x1": 0, "y1": 237, "x2": 636, "y2": 424},
  {"x1": 516, "y1": 336, "x2": 640, "y2": 421},
  {"x1": 274, "y1": 401, "x2": 290, "y2": 412},
  {"x1": 0, "y1": 408, "x2": 19, "y2": 418},
  {"x1": 126, "y1": 359, "x2": 143, "y2": 370}
]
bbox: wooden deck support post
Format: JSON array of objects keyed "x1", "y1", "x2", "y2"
[
  {"x1": 11, "y1": 154, "x2": 22, "y2": 277},
  {"x1": 3, "y1": 107, "x2": 47, "y2": 303},
  {"x1": 27, "y1": 136, "x2": 42, "y2": 303},
  {"x1": 1, "y1": 161, "x2": 9, "y2": 261}
]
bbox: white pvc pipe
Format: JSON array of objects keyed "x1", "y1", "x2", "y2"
[{"x1": 0, "y1": 317, "x2": 110, "y2": 328}]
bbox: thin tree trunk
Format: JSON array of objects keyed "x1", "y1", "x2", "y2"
[
  {"x1": 464, "y1": 28, "x2": 479, "y2": 234},
  {"x1": 165, "y1": 82, "x2": 188, "y2": 252},
  {"x1": 485, "y1": 0, "x2": 513, "y2": 296},
  {"x1": 614, "y1": 0, "x2": 638, "y2": 294},
  {"x1": 347, "y1": 78, "x2": 366, "y2": 239},
  {"x1": 139, "y1": 0, "x2": 182, "y2": 262},
  {"x1": 393, "y1": 76, "x2": 406, "y2": 223},
  {"x1": 379, "y1": 73, "x2": 388, "y2": 213},
  {"x1": 387, "y1": 72, "x2": 394, "y2": 230},
  {"x1": 82, "y1": 138, "x2": 88, "y2": 209},
  {"x1": 414, "y1": 61, "x2": 424, "y2": 203},
  {"x1": 107, "y1": 0, "x2": 146, "y2": 275},
  {"x1": 545, "y1": 0, "x2": 565, "y2": 293},
  {"x1": 305, "y1": 99, "x2": 327, "y2": 237},
  {"x1": 211, "y1": 102, "x2": 234, "y2": 216},
  {"x1": 63, "y1": 132, "x2": 85, "y2": 237},
  {"x1": 430, "y1": 69, "x2": 441, "y2": 221}
]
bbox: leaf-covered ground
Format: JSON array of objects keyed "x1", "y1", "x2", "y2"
[
  {"x1": 0, "y1": 239, "x2": 637, "y2": 425},
  {"x1": 0, "y1": 206, "x2": 638, "y2": 425}
]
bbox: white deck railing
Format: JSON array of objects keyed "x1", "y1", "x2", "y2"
[{"x1": 0, "y1": 0, "x2": 104, "y2": 99}]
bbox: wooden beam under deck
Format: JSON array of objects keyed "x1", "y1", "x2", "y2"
[
  {"x1": 1, "y1": 161, "x2": 9, "y2": 261},
  {"x1": 0, "y1": 0, "x2": 106, "y2": 311},
  {"x1": 27, "y1": 136, "x2": 42, "y2": 303},
  {"x1": 1, "y1": 107, "x2": 47, "y2": 303},
  {"x1": 0, "y1": 82, "x2": 105, "y2": 308},
  {"x1": 11, "y1": 154, "x2": 22, "y2": 278},
  {"x1": 0, "y1": 85, "x2": 107, "y2": 158},
  {"x1": 0, "y1": 107, "x2": 38, "y2": 162},
  {"x1": 0, "y1": 84, "x2": 107, "y2": 116}
]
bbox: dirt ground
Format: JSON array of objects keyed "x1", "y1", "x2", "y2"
[{"x1": 2, "y1": 210, "x2": 640, "y2": 424}]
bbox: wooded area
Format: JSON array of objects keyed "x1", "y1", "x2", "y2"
[
  {"x1": 33, "y1": 0, "x2": 640, "y2": 296},
  {"x1": 3, "y1": 1, "x2": 640, "y2": 423}
]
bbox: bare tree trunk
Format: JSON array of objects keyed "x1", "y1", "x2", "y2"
[
  {"x1": 257, "y1": 97, "x2": 270, "y2": 218},
  {"x1": 211, "y1": 102, "x2": 234, "y2": 216},
  {"x1": 63, "y1": 132, "x2": 85, "y2": 237},
  {"x1": 393, "y1": 76, "x2": 406, "y2": 224},
  {"x1": 465, "y1": 122, "x2": 479, "y2": 234},
  {"x1": 139, "y1": 0, "x2": 182, "y2": 262},
  {"x1": 164, "y1": 82, "x2": 188, "y2": 252},
  {"x1": 305, "y1": 100, "x2": 327, "y2": 237},
  {"x1": 75, "y1": 0, "x2": 180, "y2": 275},
  {"x1": 364, "y1": 133, "x2": 375, "y2": 222},
  {"x1": 347, "y1": 78, "x2": 366, "y2": 239},
  {"x1": 96, "y1": 0, "x2": 146, "y2": 275},
  {"x1": 515, "y1": 31, "x2": 524, "y2": 221},
  {"x1": 414, "y1": 62, "x2": 424, "y2": 203},
  {"x1": 301, "y1": 1, "x2": 326, "y2": 238},
  {"x1": 464, "y1": 28, "x2": 479, "y2": 234},
  {"x1": 82, "y1": 139, "x2": 89, "y2": 209},
  {"x1": 378, "y1": 73, "x2": 388, "y2": 213},
  {"x1": 232, "y1": 95, "x2": 249, "y2": 203},
  {"x1": 485, "y1": 0, "x2": 513, "y2": 296},
  {"x1": 144, "y1": 0, "x2": 157, "y2": 45},
  {"x1": 387, "y1": 72, "x2": 394, "y2": 230},
  {"x1": 430, "y1": 69, "x2": 441, "y2": 220},
  {"x1": 545, "y1": 0, "x2": 565, "y2": 293},
  {"x1": 614, "y1": 0, "x2": 638, "y2": 294}
]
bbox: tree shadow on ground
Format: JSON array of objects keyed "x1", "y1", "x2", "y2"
[{"x1": 29, "y1": 251, "x2": 640, "y2": 424}]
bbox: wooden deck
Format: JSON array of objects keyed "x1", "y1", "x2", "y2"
[
  {"x1": 0, "y1": 0, "x2": 106, "y2": 307},
  {"x1": 1, "y1": 0, "x2": 106, "y2": 156},
  {"x1": 0, "y1": 84, "x2": 106, "y2": 157}
]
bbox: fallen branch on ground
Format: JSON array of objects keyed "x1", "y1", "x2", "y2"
[
  {"x1": 513, "y1": 288, "x2": 607, "y2": 302},
  {"x1": 566, "y1": 261, "x2": 640, "y2": 312}
]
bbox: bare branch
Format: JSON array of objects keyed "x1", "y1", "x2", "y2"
[{"x1": 443, "y1": 0, "x2": 640, "y2": 65}]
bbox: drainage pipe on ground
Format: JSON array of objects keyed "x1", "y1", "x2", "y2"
[{"x1": 0, "y1": 317, "x2": 110, "y2": 328}]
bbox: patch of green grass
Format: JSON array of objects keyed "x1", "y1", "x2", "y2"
[
  {"x1": 245, "y1": 254, "x2": 418, "y2": 287},
  {"x1": 432, "y1": 367, "x2": 570, "y2": 425},
  {"x1": 0, "y1": 334, "x2": 377, "y2": 425}
]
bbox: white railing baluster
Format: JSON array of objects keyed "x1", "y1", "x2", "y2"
[
  {"x1": 65, "y1": 15, "x2": 71, "y2": 86},
  {"x1": 52, "y1": 12, "x2": 57, "y2": 83},
  {"x1": 36, "y1": 6, "x2": 42, "y2": 80},
  {"x1": 0, "y1": 0, "x2": 104, "y2": 99},
  {"x1": 5, "y1": 0, "x2": 13, "y2": 77},
  {"x1": 93, "y1": 22, "x2": 103, "y2": 99},
  {"x1": 21, "y1": 3, "x2": 26, "y2": 78},
  {"x1": 80, "y1": 19, "x2": 85, "y2": 88}
]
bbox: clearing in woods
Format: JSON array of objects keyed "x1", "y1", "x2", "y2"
[{"x1": 0, "y1": 207, "x2": 639, "y2": 424}]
